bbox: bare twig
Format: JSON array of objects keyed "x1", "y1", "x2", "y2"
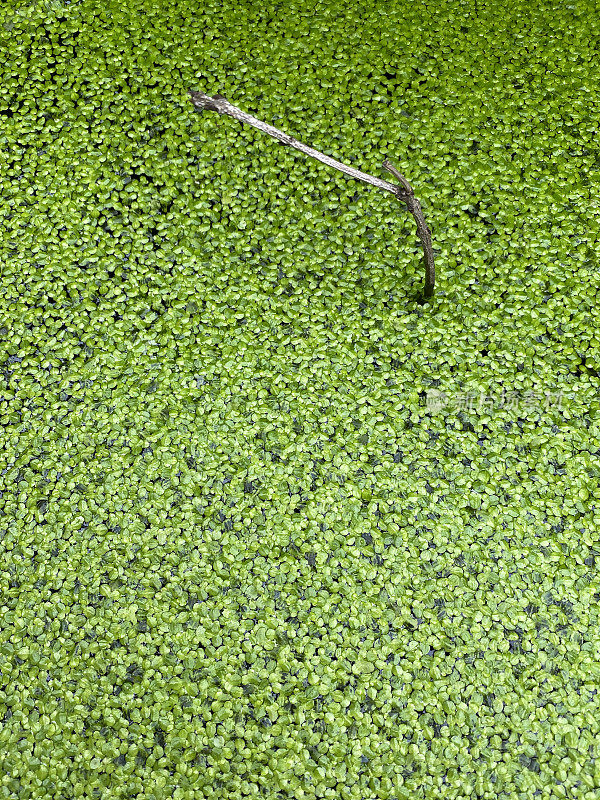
[
  {"x1": 382, "y1": 160, "x2": 435, "y2": 298},
  {"x1": 188, "y1": 90, "x2": 435, "y2": 299}
]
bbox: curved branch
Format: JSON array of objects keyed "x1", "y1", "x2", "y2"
[
  {"x1": 383, "y1": 159, "x2": 435, "y2": 298},
  {"x1": 188, "y1": 90, "x2": 435, "y2": 299}
]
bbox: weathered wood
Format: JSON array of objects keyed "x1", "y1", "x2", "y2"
[
  {"x1": 188, "y1": 90, "x2": 435, "y2": 299},
  {"x1": 383, "y1": 160, "x2": 435, "y2": 298}
]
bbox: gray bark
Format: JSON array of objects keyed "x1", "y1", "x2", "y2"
[{"x1": 188, "y1": 90, "x2": 435, "y2": 299}]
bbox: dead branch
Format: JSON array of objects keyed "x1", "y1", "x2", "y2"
[{"x1": 188, "y1": 90, "x2": 435, "y2": 299}]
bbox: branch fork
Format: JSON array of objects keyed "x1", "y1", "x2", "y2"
[{"x1": 188, "y1": 90, "x2": 435, "y2": 299}]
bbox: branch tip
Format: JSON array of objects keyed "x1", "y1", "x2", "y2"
[{"x1": 382, "y1": 159, "x2": 414, "y2": 196}]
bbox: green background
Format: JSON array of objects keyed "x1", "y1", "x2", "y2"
[{"x1": 1, "y1": 0, "x2": 599, "y2": 797}]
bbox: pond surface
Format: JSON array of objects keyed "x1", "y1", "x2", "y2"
[{"x1": 0, "y1": 0, "x2": 599, "y2": 797}]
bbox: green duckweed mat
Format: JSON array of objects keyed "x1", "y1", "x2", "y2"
[{"x1": 1, "y1": 0, "x2": 600, "y2": 797}]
